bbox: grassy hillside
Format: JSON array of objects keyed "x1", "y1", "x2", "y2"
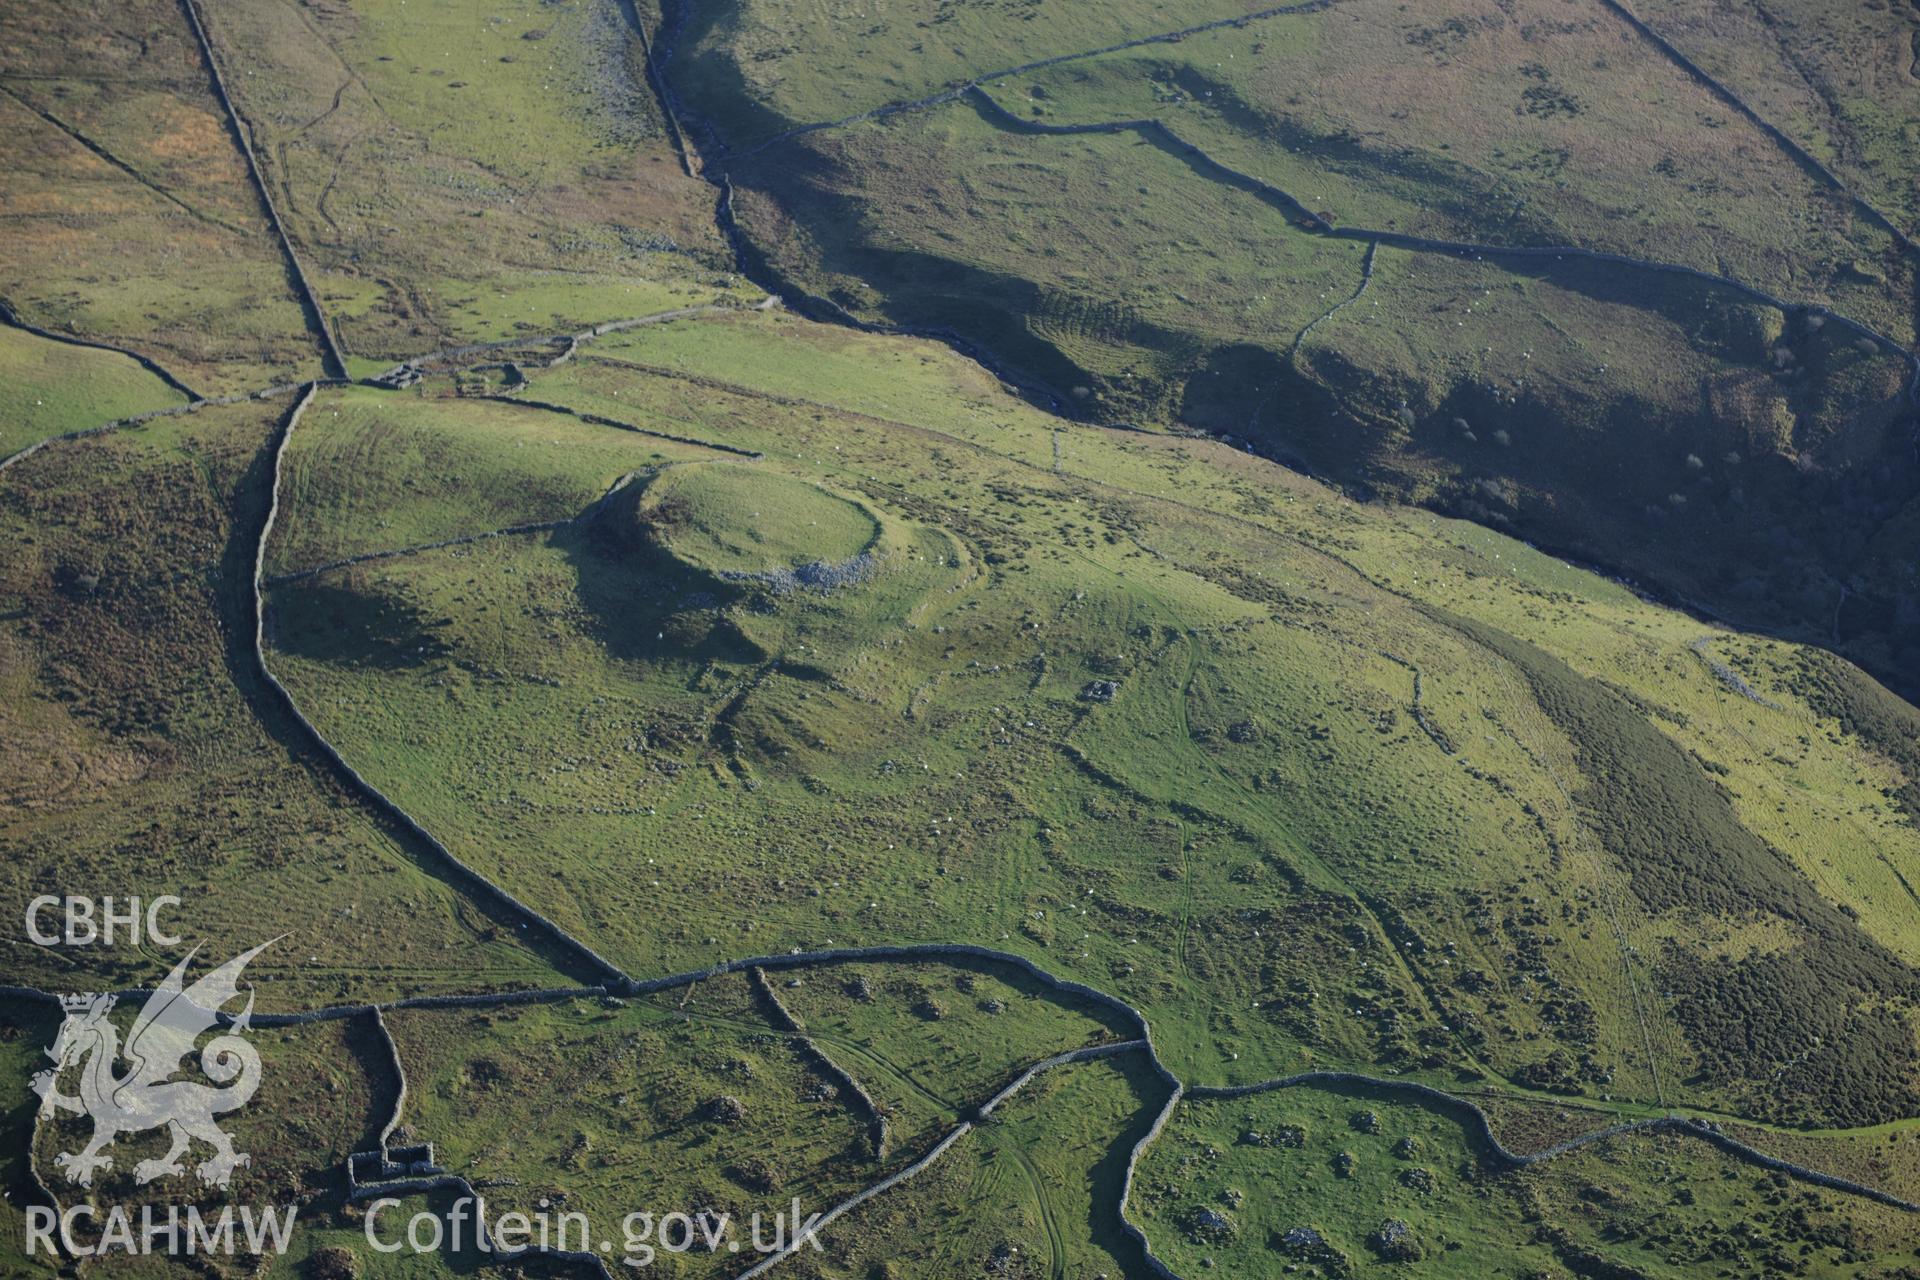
[
  {"x1": 1632, "y1": 0, "x2": 1920, "y2": 234},
  {"x1": 0, "y1": 0, "x2": 327, "y2": 393},
  {"x1": 679, "y1": 0, "x2": 1920, "y2": 706},
  {"x1": 256, "y1": 310, "x2": 1920, "y2": 1131},
  {"x1": 974, "y1": 0, "x2": 1914, "y2": 335},
  {"x1": 225, "y1": 310, "x2": 1920, "y2": 1267},
  {"x1": 1141, "y1": 1084, "x2": 1919, "y2": 1279},
  {"x1": 8, "y1": 0, "x2": 1920, "y2": 1273},
  {"x1": 189, "y1": 0, "x2": 747, "y2": 361},
  {"x1": 0, "y1": 402, "x2": 574, "y2": 1003},
  {"x1": 0, "y1": 326, "x2": 189, "y2": 456},
  {"x1": 267, "y1": 384, "x2": 729, "y2": 577}
]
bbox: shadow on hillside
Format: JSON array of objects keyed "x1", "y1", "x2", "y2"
[
  {"x1": 266, "y1": 580, "x2": 450, "y2": 671},
  {"x1": 550, "y1": 519, "x2": 766, "y2": 671}
]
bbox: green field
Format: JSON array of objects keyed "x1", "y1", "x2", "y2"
[
  {"x1": 247, "y1": 323, "x2": 1920, "y2": 1130},
  {"x1": 0, "y1": 327, "x2": 190, "y2": 457}
]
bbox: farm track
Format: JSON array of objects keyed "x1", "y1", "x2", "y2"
[
  {"x1": 1380, "y1": 631, "x2": 1678, "y2": 1105},
  {"x1": 1467, "y1": 625, "x2": 1678, "y2": 1109},
  {"x1": 748, "y1": 967, "x2": 892, "y2": 1157},
  {"x1": 1172, "y1": 638, "x2": 1202, "y2": 977},
  {"x1": 1005, "y1": 1141, "x2": 1068, "y2": 1280},
  {"x1": 675, "y1": 995, "x2": 960, "y2": 1118},
  {"x1": 1101, "y1": 624, "x2": 1504, "y2": 1084}
]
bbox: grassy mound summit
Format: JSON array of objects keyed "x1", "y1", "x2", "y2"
[{"x1": 635, "y1": 462, "x2": 880, "y2": 579}]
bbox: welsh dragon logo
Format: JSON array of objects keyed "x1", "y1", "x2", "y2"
[{"x1": 31, "y1": 941, "x2": 275, "y2": 1189}]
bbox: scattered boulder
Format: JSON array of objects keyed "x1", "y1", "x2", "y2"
[
  {"x1": 1369, "y1": 1218, "x2": 1423, "y2": 1262},
  {"x1": 1272, "y1": 1225, "x2": 1353, "y2": 1275},
  {"x1": 703, "y1": 1095, "x2": 747, "y2": 1125},
  {"x1": 1080, "y1": 680, "x2": 1120, "y2": 702},
  {"x1": 726, "y1": 1156, "x2": 781, "y2": 1193},
  {"x1": 985, "y1": 1241, "x2": 1028, "y2": 1276},
  {"x1": 1239, "y1": 1124, "x2": 1305, "y2": 1149},
  {"x1": 1178, "y1": 1206, "x2": 1237, "y2": 1245},
  {"x1": 306, "y1": 1246, "x2": 360, "y2": 1280}
]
